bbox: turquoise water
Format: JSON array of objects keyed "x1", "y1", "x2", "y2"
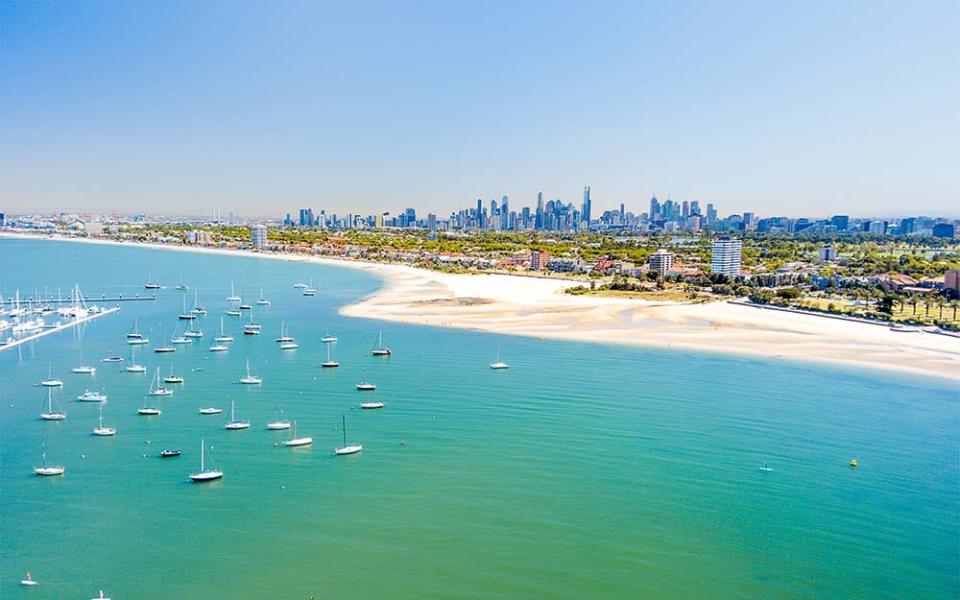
[{"x1": 1, "y1": 237, "x2": 958, "y2": 599}]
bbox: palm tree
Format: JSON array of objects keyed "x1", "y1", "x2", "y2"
[
  {"x1": 909, "y1": 296, "x2": 919, "y2": 315},
  {"x1": 936, "y1": 297, "x2": 945, "y2": 319},
  {"x1": 951, "y1": 300, "x2": 959, "y2": 322},
  {"x1": 923, "y1": 297, "x2": 932, "y2": 317}
]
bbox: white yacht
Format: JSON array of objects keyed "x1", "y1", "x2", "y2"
[
  {"x1": 267, "y1": 405, "x2": 291, "y2": 430},
  {"x1": 40, "y1": 365, "x2": 63, "y2": 387},
  {"x1": 178, "y1": 296, "x2": 196, "y2": 320},
  {"x1": 191, "y1": 290, "x2": 208, "y2": 315},
  {"x1": 126, "y1": 318, "x2": 144, "y2": 339},
  {"x1": 321, "y1": 343, "x2": 340, "y2": 368},
  {"x1": 214, "y1": 317, "x2": 233, "y2": 343},
  {"x1": 334, "y1": 415, "x2": 362, "y2": 455},
  {"x1": 209, "y1": 342, "x2": 228, "y2": 352},
  {"x1": 239, "y1": 359, "x2": 262, "y2": 385},
  {"x1": 126, "y1": 347, "x2": 147, "y2": 372},
  {"x1": 226, "y1": 282, "x2": 241, "y2": 303},
  {"x1": 127, "y1": 336, "x2": 150, "y2": 345},
  {"x1": 224, "y1": 400, "x2": 250, "y2": 430},
  {"x1": 275, "y1": 322, "x2": 294, "y2": 343},
  {"x1": 147, "y1": 367, "x2": 174, "y2": 397},
  {"x1": 199, "y1": 407, "x2": 223, "y2": 415},
  {"x1": 256, "y1": 286, "x2": 271, "y2": 306},
  {"x1": 321, "y1": 333, "x2": 337, "y2": 343},
  {"x1": 370, "y1": 329, "x2": 391, "y2": 356},
  {"x1": 360, "y1": 401, "x2": 385, "y2": 410},
  {"x1": 225, "y1": 308, "x2": 242, "y2": 317},
  {"x1": 190, "y1": 438, "x2": 223, "y2": 483},
  {"x1": 489, "y1": 342, "x2": 509, "y2": 370},
  {"x1": 92, "y1": 403, "x2": 117, "y2": 436},
  {"x1": 76, "y1": 390, "x2": 107, "y2": 402},
  {"x1": 72, "y1": 364, "x2": 96, "y2": 374},
  {"x1": 163, "y1": 365, "x2": 185, "y2": 384},
  {"x1": 137, "y1": 393, "x2": 162, "y2": 415},
  {"x1": 102, "y1": 355, "x2": 124, "y2": 363},
  {"x1": 34, "y1": 443, "x2": 65, "y2": 476},
  {"x1": 280, "y1": 341, "x2": 299, "y2": 350},
  {"x1": 40, "y1": 388, "x2": 67, "y2": 420},
  {"x1": 355, "y1": 367, "x2": 376, "y2": 391},
  {"x1": 284, "y1": 421, "x2": 312, "y2": 447},
  {"x1": 293, "y1": 282, "x2": 308, "y2": 289}
]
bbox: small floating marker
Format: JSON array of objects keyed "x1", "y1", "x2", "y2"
[
  {"x1": 850, "y1": 459, "x2": 858, "y2": 468},
  {"x1": 400, "y1": 440, "x2": 406, "y2": 446}
]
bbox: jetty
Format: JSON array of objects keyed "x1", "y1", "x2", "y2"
[{"x1": 0, "y1": 306, "x2": 121, "y2": 352}]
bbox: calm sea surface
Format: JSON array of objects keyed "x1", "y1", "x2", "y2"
[{"x1": 1, "y1": 237, "x2": 958, "y2": 599}]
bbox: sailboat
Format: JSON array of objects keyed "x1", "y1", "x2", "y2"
[
  {"x1": 92, "y1": 403, "x2": 116, "y2": 436},
  {"x1": 224, "y1": 400, "x2": 250, "y2": 429},
  {"x1": 333, "y1": 415, "x2": 362, "y2": 455},
  {"x1": 489, "y1": 342, "x2": 509, "y2": 370},
  {"x1": 267, "y1": 404, "x2": 291, "y2": 430},
  {"x1": 164, "y1": 362, "x2": 184, "y2": 384},
  {"x1": 355, "y1": 367, "x2": 376, "y2": 391},
  {"x1": 170, "y1": 324, "x2": 191, "y2": 344},
  {"x1": 226, "y1": 282, "x2": 241, "y2": 303},
  {"x1": 370, "y1": 329, "x2": 391, "y2": 356},
  {"x1": 239, "y1": 359, "x2": 262, "y2": 384},
  {"x1": 302, "y1": 279, "x2": 317, "y2": 296},
  {"x1": 184, "y1": 318, "x2": 203, "y2": 338},
  {"x1": 209, "y1": 340, "x2": 228, "y2": 352},
  {"x1": 178, "y1": 296, "x2": 196, "y2": 320},
  {"x1": 256, "y1": 286, "x2": 271, "y2": 306},
  {"x1": 154, "y1": 325, "x2": 176, "y2": 353},
  {"x1": 284, "y1": 420, "x2": 312, "y2": 447},
  {"x1": 138, "y1": 391, "x2": 162, "y2": 415},
  {"x1": 147, "y1": 367, "x2": 174, "y2": 397},
  {"x1": 214, "y1": 317, "x2": 233, "y2": 343},
  {"x1": 189, "y1": 438, "x2": 223, "y2": 482},
  {"x1": 34, "y1": 441, "x2": 65, "y2": 476},
  {"x1": 191, "y1": 290, "x2": 208, "y2": 315},
  {"x1": 238, "y1": 291, "x2": 252, "y2": 311},
  {"x1": 20, "y1": 572, "x2": 37, "y2": 586},
  {"x1": 321, "y1": 331, "x2": 337, "y2": 343},
  {"x1": 275, "y1": 322, "x2": 294, "y2": 343},
  {"x1": 40, "y1": 364, "x2": 63, "y2": 387},
  {"x1": 101, "y1": 354, "x2": 124, "y2": 363},
  {"x1": 321, "y1": 342, "x2": 340, "y2": 368},
  {"x1": 144, "y1": 277, "x2": 162, "y2": 290},
  {"x1": 127, "y1": 318, "x2": 147, "y2": 342},
  {"x1": 242, "y1": 308, "x2": 261, "y2": 334},
  {"x1": 77, "y1": 389, "x2": 107, "y2": 402},
  {"x1": 125, "y1": 347, "x2": 147, "y2": 372},
  {"x1": 40, "y1": 388, "x2": 66, "y2": 420},
  {"x1": 73, "y1": 342, "x2": 96, "y2": 374}
]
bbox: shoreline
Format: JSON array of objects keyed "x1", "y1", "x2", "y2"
[{"x1": 3, "y1": 232, "x2": 959, "y2": 383}]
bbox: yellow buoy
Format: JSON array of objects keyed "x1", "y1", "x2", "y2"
[{"x1": 850, "y1": 459, "x2": 858, "y2": 468}]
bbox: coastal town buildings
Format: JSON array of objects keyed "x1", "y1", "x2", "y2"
[
  {"x1": 710, "y1": 237, "x2": 742, "y2": 279},
  {"x1": 648, "y1": 249, "x2": 674, "y2": 276}
]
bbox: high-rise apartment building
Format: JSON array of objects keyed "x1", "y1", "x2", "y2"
[
  {"x1": 648, "y1": 249, "x2": 674, "y2": 276},
  {"x1": 251, "y1": 223, "x2": 267, "y2": 248},
  {"x1": 581, "y1": 186, "x2": 592, "y2": 226},
  {"x1": 711, "y1": 237, "x2": 742, "y2": 279}
]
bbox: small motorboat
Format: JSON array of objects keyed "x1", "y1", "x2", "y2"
[
  {"x1": 101, "y1": 355, "x2": 124, "y2": 363},
  {"x1": 77, "y1": 390, "x2": 107, "y2": 402},
  {"x1": 360, "y1": 402, "x2": 384, "y2": 410},
  {"x1": 759, "y1": 462, "x2": 773, "y2": 472},
  {"x1": 20, "y1": 572, "x2": 38, "y2": 586},
  {"x1": 160, "y1": 449, "x2": 182, "y2": 458},
  {"x1": 72, "y1": 365, "x2": 96, "y2": 374},
  {"x1": 293, "y1": 283, "x2": 308, "y2": 289},
  {"x1": 137, "y1": 407, "x2": 161, "y2": 416},
  {"x1": 154, "y1": 346, "x2": 176, "y2": 353},
  {"x1": 164, "y1": 375, "x2": 185, "y2": 384},
  {"x1": 850, "y1": 459, "x2": 858, "y2": 468},
  {"x1": 199, "y1": 407, "x2": 223, "y2": 415},
  {"x1": 302, "y1": 288, "x2": 317, "y2": 296},
  {"x1": 280, "y1": 341, "x2": 299, "y2": 350}
]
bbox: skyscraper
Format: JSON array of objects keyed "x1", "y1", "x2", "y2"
[
  {"x1": 581, "y1": 186, "x2": 592, "y2": 226},
  {"x1": 711, "y1": 237, "x2": 742, "y2": 279},
  {"x1": 250, "y1": 223, "x2": 267, "y2": 248}
]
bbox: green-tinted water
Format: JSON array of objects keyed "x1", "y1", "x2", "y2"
[{"x1": 2, "y1": 238, "x2": 958, "y2": 598}]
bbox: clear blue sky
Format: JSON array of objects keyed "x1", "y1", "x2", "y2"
[{"x1": 2, "y1": 1, "x2": 957, "y2": 218}]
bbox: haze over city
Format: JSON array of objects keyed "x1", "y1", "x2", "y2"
[{"x1": 2, "y1": 1, "x2": 957, "y2": 218}]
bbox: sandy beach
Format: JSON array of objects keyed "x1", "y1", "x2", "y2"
[{"x1": 4, "y1": 233, "x2": 959, "y2": 382}]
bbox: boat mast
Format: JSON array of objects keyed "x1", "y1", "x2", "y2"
[{"x1": 342, "y1": 415, "x2": 346, "y2": 447}]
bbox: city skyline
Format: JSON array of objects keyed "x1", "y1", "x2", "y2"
[{"x1": 2, "y1": 1, "x2": 958, "y2": 216}]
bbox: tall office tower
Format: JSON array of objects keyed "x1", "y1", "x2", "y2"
[
  {"x1": 298, "y1": 208, "x2": 314, "y2": 227},
  {"x1": 690, "y1": 200, "x2": 701, "y2": 216},
  {"x1": 501, "y1": 195, "x2": 510, "y2": 229},
  {"x1": 374, "y1": 213, "x2": 384, "y2": 228},
  {"x1": 742, "y1": 212, "x2": 754, "y2": 231},
  {"x1": 682, "y1": 200, "x2": 690, "y2": 219},
  {"x1": 581, "y1": 186, "x2": 592, "y2": 226},
  {"x1": 535, "y1": 191, "x2": 544, "y2": 229},
  {"x1": 711, "y1": 237, "x2": 743, "y2": 279},
  {"x1": 706, "y1": 203, "x2": 717, "y2": 225},
  {"x1": 427, "y1": 213, "x2": 437, "y2": 231},
  {"x1": 619, "y1": 203, "x2": 625, "y2": 219},
  {"x1": 663, "y1": 198, "x2": 675, "y2": 220},
  {"x1": 830, "y1": 215, "x2": 849, "y2": 231},
  {"x1": 476, "y1": 199, "x2": 484, "y2": 229},
  {"x1": 405, "y1": 208, "x2": 416, "y2": 227},
  {"x1": 649, "y1": 196, "x2": 660, "y2": 220}
]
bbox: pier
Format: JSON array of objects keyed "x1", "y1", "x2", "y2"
[
  {"x1": 0, "y1": 306, "x2": 122, "y2": 352},
  {"x1": 1, "y1": 294, "x2": 155, "y2": 305}
]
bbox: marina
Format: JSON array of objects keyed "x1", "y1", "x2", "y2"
[{"x1": 1, "y1": 237, "x2": 956, "y2": 599}]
